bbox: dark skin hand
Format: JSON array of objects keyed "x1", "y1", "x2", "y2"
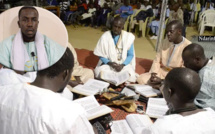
[
  {"x1": 68, "y1": 76, "x2": 83, "y2": 87},
  {"x1": 148, "y1": 73, "x2": 163, "y2": 89},
  {"x1": 108, "y1": 62, "x2": 125, "y2": 72}
]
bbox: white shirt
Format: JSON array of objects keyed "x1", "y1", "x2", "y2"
[
  {"x1": 0, "y1": 83, "x2": 94, "y2": 134},
  {"x1": 141, "y1": 108, "x2": 215, "y2": 134},
  {"x1": 0, "y1": 68, "x2": 73, "y2": 100}
]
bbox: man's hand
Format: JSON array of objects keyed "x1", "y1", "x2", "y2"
[
  {"x1": 74, "y1": 76, "x2": 84, "y2": 84},
  {"x1": 148, "y1": 73, "x2": 163, "y2": 89},
  {"x1": 68, "y1": 80, "x2": 80, "y2": 87},
  {"x1": 149, "y1": 73, "x2": 162, "y2": 84},
  {"x1": 114, "y1": 64, "x2": 125, "y2": 72},
  {"x1": 108, "y1": 62, "x2": 118, "y2": 70}
]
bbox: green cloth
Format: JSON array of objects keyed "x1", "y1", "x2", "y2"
[{"x1": 0, "y1": 35, "x2": 66, "y2": 71}]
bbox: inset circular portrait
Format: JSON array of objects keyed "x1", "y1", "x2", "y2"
[{"x1": 0, "y1": 6, "x2": 68, "y2": 72}]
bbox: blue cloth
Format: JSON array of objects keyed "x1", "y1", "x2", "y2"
[
  {"x1": 47, "y1": 0, "x2": 58, "y2": 6},
  {"x1": 99, "y1": 34, "x2": 134, "y2": 65},
  {"x1": 115, "y1": 5, "x2": 133, "y2": 19}
]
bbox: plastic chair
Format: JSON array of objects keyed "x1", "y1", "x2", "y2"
[
  {"x1": 199, "y1": 12, "x2": 215, "y2": 35},
  {"x1": 124, "y1": 15, "x2": 131, "y2": 31},
  {"x1": 0, "y1": 6, "x2": 68, "y2": 47},
  {"x1": 129, "y1": 9, "x2": 145, "y2": 32},
  {"x1": 141, "y1": 17, "x2": 149, "y2": 37},
  {"x1": 198, "y1": 9, "x2": 215, "y2": 31},
  {"x1": 146, "y1": 16, "x2": 155, "y2": 36}
]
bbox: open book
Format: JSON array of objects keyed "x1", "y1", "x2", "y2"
[
  {"x1": 146, "y1": 98, "x2": 169, "y2": 118},
  {"x1": 100, "y1": 71, "x2": 130, "y2": 86},
  {"x1": 74, "y1": 95, "x2": 113, "y2": 120},
  {"x1": 71, "y1": 79, "x2": 110, "y2": 96},
  {"x1": 111, "y1": 114, "x2": 153, "y2": 134},
  {"x1": 126, "y1": 84, "x2": 161, "y2": 97}
]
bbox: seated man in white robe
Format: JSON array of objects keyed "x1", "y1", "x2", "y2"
[
  {"x1": 94, "y1": 16, "x2": 136, "y2": 83},
  {"x1": 141, "y1": 68, "x2": 215, "y2": 134},
  {"x1": 182, "y1": 43, "x2": 215, "y2": 110},
  {"x1": 0, "y1": 6, "x2": 65, "y2": 71},
  {"x1": 0, "y1": 48, "x2": 95, "y2": 134}
]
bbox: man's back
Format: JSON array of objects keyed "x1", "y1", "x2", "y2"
[
  {"x1": 0, "y1": 83, "x2": 94, "y2": 134},
  {"x1": 196, "y1": 57, "x2": 215, "y2": 110},
  {"x1": 142, "y1": 108, "x2": 215, "y2": 134}
]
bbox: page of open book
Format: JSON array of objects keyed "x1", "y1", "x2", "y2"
[
  {"x1": 146, "y1": 98, "x2": 169, "y2": 118},
  {"x1": 121, "y1": 87, "x2": 137, "y2": 97},
  {"x1": 128, "y1": 84, "x2": 161, "y2": 97},
  {"x1": 111, "y1": 120, "x2": 134, "y2": 134},
  {"x1": 101, "y1": 71, "x2": 118, "y2": 85},
  {"x1": 74, "y1": 95, "x2": 99, "y2": 111},
  {"x1": 101, "y1": 71, "x2": 129, "y2": 86},
  {"x1": 116, "y1": 71, "x2": 130, "y2": 86},
  {"x1": 72, "y1": 79, "x2": 109, "y2": 96},
  {"x1": 74, "y1": 96, "x2": 113, "y2": 120},
  {"x1": 72, "y1": 85, "x2": 99, "y2": 96},
  {"x1": 126, "y1": 114, "x2": 153, "y2": 134},
  {"x1": 84, "y1": 79, "x2": 110, "y2": 91}
]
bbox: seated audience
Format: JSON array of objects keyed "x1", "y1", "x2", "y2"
[
  {"x1": 182, "y1": 43, "x2": 215, "y2": 110},
  {"x1": 149, "y1": 14, "x2": 160, "y2": 39},
  {"x1": 137, "y1": 20, "x2": 191, "y2": 87},
  {"x1": 81, "y1": 3, "x2": 96, "y2": 26},
  {"x1": 130, "y1": 2, "x2": 153, "y2": 37},
  {"x1": 105, "y1": 0, "x2": 123, "y2": 30},
  {"x1": 169, "y1": 3, "x2": 184, "y2": 25},
  {"x1": 130, "y1": 0, "x2": 137, "y2": 9},
  {"x1": 0, "y1": 48, "x2": 94, "y2": 134},
  {"x1": 140, "y1": 0, "x2": 152, "y2": 10},
  {"x1": 95, "y1": 3, "x2": 111, "y2": 28},
  {"x1": 115, "y1": 0, "x2": 133, "y2": 20},
  {"x1": 141, "y1": 68, "x2": 215, "y2": 134},
  {"x1": 201, "y1": 0, "x2": 214, "y2": 12},
  {"x1": 94, "y1": 16, "x2": 136, "y2": 82}
]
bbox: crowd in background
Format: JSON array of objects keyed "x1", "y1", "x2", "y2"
[{"x1": 45, "y1": 0, "x2": 215, "y2": 38}]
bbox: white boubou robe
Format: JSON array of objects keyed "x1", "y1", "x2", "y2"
[{"x1": 94, "y1": 30, "x2": 137, "y2": 82}]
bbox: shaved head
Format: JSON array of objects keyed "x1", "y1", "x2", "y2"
[
  {"x1": 182, "y1": 43, "x2": 207, "y2": 71},
  {"x1": 167, "y1": 20, "x2": 183, "y2": 32},
  {"x1": 163, "y1": 68, "x2": 201, "y2": 104}
]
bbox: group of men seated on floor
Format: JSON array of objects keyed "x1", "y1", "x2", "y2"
[{"x1": 0, "y1": 6, "x2": 215, "y2": 134}]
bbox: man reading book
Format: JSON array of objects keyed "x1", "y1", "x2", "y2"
[
  {"x1": 94, "y1": 16, "x2": 136, "y2": 83},
  {"x1": 0, "y1": 48, "x2": 94, "y2": 134},
  {"x1": 182, "y1": 43, "x2": 215, "y2": 110},
  {"x1": 141, "y1": 68, "x2": 215, "y2": 134}
]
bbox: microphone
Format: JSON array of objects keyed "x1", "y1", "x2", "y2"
[
  {"x1": 120, "y1": 94, "x2": 140, "y2": 101},
  {"x1": 31, "y1": 52, "x2": 36, "y2": 71},
  {"x1": 31, "y1": 52, "x2": 35, "y2": 57}
]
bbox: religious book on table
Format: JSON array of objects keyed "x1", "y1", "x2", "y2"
[
  {"x1": 74, "y1": 95, "x2": 114, "y2": 120},
  {"x1": 146, "y1": 98, "x2": 169, "y2": 118},
  {"x1": 126, "y1": 84, "x2": 161, "y2": 98},
  {"x1": 100, "y1": 71, "x2": 130, "y2": 86},
  {"x1": 71, "y1": 79, "x2": 110, "y2": 96},
  {"x1": 111, "y1": 114, "x2": 153, "y2": 134}
]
